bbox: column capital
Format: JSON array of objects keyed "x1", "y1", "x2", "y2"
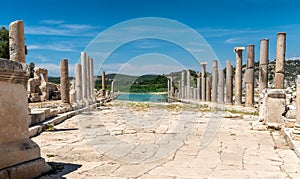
[{"x1": 234, "y1": 47, "x2": 245, "y2": 52}]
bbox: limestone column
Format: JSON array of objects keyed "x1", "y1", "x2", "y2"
[
  {"x1": 218, "y1": 70, "x2": 224, "y2": 103},
  {"x1": 75, "y1": 64, "x2": 82, "y2": 103},
  {"x1": 186, "y1": 70, "x2": 191, "y2": 99},
  {"x1": 234, "y1": 47, "x2": 245, "y2": 105},
  {"x1": 60, "y1": 59, "x2": 69, "y2": 103},
  {"x1": 102, "y1": 70, "x2": 106, "y2": 96},
  {"x1": 212, "y1": 60, "x2": 218, "y2": 102},
  {"x1": 226, "y1": 60, "x2": 233, "y2": 105},
  {"x1": 201, "y1": 62, "x2": 207, "y2": 102},
  {"x1": 111, "y1": 80, "x2": 115, "y2": 96},
  {"x1": 274, "y1": 32, "x2": 286, "y2": 89},
  {"x1": 259, "y1": 39, "x2": 269, "y2": 93},
  {"x1": 9, "y1": 20, "x2": 25, "y2": 63},
  {"x1": 197, "y1": 77, "x2": 201, "y2": 100},
  {"x1": 181, "y1": 70, "x2": 185, "y2": 99},
  {"x1": 81, "y1": 52, "x2": 88, "y2": 101},
  {"x1": 70, "y1": 80, "x2": 76, "y2": 104},
  {"x1": 206, "y1": 77, "x2": 211, "y2": 102},
  {"x1": 245, "y1": 45, "x2": 255, "y2": 107},
  {"x1": 178, "y1": 80, "x2": 182, "y2": 99},
  {"x1": 89, "y1": 57, "x2": 94, "y2": 100},
  {"x1": 292, "y1": 75, "x2": 300, "y2": 140},
  {"x1": 167, "y1": 77, "x2": 171, "y2": 98},
  {"x1": 86, "y1": 57, "x2": 91, "y2": 101}
]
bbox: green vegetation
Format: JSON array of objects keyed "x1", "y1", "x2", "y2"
[{"x1": 0, "y1": 27, "x2": 9, "y2": 59}]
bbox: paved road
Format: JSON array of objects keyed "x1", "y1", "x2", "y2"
[{"x1": 33, "y1": 101, "x2": 300, "y2": 178}]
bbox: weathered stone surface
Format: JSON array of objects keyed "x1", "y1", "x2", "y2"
[
  {"x1": 206, "y1": 77, "x2": 211, "y2": 102},
  {"x1": 264, "y1": 89, "x2": 286, "y2": 125},
  {"x1": 201, "y1": 63, "x2": 207, "y2": 102},
  {"x1": 186, "y1": 70, "x2": 190, "y2": 99},
  {"x1": 81, "y1": 52, "x2": 88, "y2": 100},
  {"x1": 89, "y1": 58, "x2": 94, "y2": 100},
  {"x1": 274, "y1": 33, "x2": 286, "y2": 89},
  {"x1": 60, "y1": 59, "x2": 70, "y2": 103},
  {"x1": 218, "y1": 70, "x2": 224, "y2": 103},
  {"x1": 274, "y1": 72, "x2": 285, "y2": 91},
  {"x1": 9, "y1": 20, "x2": 25, "y2": 63},
  {"x1": 226, "y1": 60, "x2": 233, "y2": 105},
  {"x1": 102, "y1": 70, "x2": 106, "y2": 97},
  {"x1": 212, "y1": 60, "x2": 218, "y2": 102},
  {"x1": 234, "y1": 47, "x2": 244, "y2": 105},
  {"x1": 75, "y1": 64, "x2": 83, "y2": 103},
  {"x1": 181, "y1": 71, "x2": 185, "y2": 99},
  {"x1": 197, "y1": 77, "x2": 201, "y2": 100},
  {"x1": 259, "y1": 39, "x2": 269, "y2": 93},
  {"x1": 244, "y1": 69, "x2": 254, "y2": 84}
]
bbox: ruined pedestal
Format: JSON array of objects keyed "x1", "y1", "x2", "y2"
[
  {"x1": 291, "y1": 75, "x2": 300, "y2": 140},
  {"x1": 0, "y1": 58, "x2": 50, "y2": 178},
  {"x1": 261, "y1": 89, "x2": 286, "y2": 127}
]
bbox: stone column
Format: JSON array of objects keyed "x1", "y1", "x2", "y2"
[
  {"x1": 234, "y1": 47, "x2": 245, "y2": 105},
  {"x1": 201, "y1": 62, "x2": 207, "y2": 102},
  {"x1": 167, "y1": 77, "x2": 171, "y2": 98},
  {"x1": 212, "y1": 60, "x2": 218, "y2": 102},
  {"x1": 86, "y1": 57, "x2": 91, "y2": 101},
  {"x1": 292, "y1": 75, "x2": 300, "y2": 140},
  {"x1": 81, "y1": 52, "x2": 88, "y2": 101},
  {"x1": 60, "y1": 59, "x2": 69, "y2": 103},
  {"x1": 186, "y1": 70, "x2": 190, "y2": 99},
  {"x1": 111, "y1": 80, "x2": 115, "y2": 96},
  {"x1": 181, "y1": 70, "x2": 185, "y2": 99},
  {"x1": 226, "y1": 60, "x2": 233, "y2": 105},
  {"x1": 0, "y1": 59, "x2": 50, "y2": 177},
  {"x1": 245, "y1": 45, "x2": 255, "y2": 107},
  {"x1": 259, "y1": 39, "x2": 269, "y2": 93},
  {"x1": 274, "y1": 32, "x2": 286, "y2": 89},
  {"x1": 206, "y1": 77, "x2": 211, "y2": 102},
  {"x1": 89, "y1": 57, "x2": 94, "y2": 100},
  {"x1": 194, "y1": 88, "x2": 197, "y2": 100},
  {"x1": 102, "y1": 71, "x2": 106, "y2": 97},
  {"x1": 70, "y1": 80, "x2": 76, "y2": 104},
  {"x1": 9, "y1": 20, "x2": 25, "y2": 63},
  {"x1": 75, "y1": 64, "x2": 82, "y2": 103},
  {"x1": 178, "y1": 80, "x2": 182, "y2": 99},
  {"x1": 197, "y1": 77, "x2": 201, "y2": 100},
  {"x1": 218, "y1": 70, "x2": 224, "y2": 103}
]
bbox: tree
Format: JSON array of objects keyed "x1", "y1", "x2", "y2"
[{"x1": 0, "y1": 27, "x2": 9, "y2": 59}]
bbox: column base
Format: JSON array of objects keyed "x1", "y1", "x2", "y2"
[{"x1": 0, "y1": 138, "x2": 50, "y2": 178}]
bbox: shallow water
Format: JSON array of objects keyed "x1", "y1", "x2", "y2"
[{"x1": 116, "y1": 93, "x2": 167, "y2": 102}]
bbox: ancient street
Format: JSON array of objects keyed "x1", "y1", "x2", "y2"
[{"x1": 33, "y1": 101, "x2": 300, "y2": 178}]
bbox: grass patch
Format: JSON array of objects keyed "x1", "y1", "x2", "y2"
[
  {"x1": 225, "y1": 109, "x2": 259, "y2": 116},
  {"x1": 44, "y1": 124, "x2": 54, "y2": 131}
]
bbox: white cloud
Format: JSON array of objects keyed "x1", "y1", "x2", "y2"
[
  {"x1": 225, "y1": 38, "x2": 242, "y2": 44},
  {"x1": 27, "y1": 44, "x2": 74, "y2": 52},
  {"x1": 39, "y1": 20, "x2": 64, "y2": 25},
  {"x1": 36, "y1": 63, "x2": 75, "y2": 77}
]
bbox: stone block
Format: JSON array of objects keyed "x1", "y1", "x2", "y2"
[
  {"x1": 30, "y1": 110, "x2": 45, "y2": 126},
  {"x1": 34, "y1": 108, "x2": 51, "y2": 119},
  {"x1": 264, "y1": 89, "x2": 286, "y2": 125},
  {"x1": 50, "y1": 108, "x2": 58, "y2": 118},
  {"x1": 274, "y1": 73, "x2": 284, "y2": 89}
]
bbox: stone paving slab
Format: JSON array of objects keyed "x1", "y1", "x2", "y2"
[{"x1": 32, "y1": 101, "x2": 300, "y2": 178}]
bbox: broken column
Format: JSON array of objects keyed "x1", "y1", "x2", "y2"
[
  {"x1": 111, "y1": 80, "x2": 115, "y2": 96},
  {"x1": 60, "y1": 59, "x2": 70, "y2": 103},
  {"x1": 86, "y1": 57, "x2": 91, "y2": 101},
  {"x1": 234, "y1": 47, "x2": 245, "y2": 105},
  {"x1": 226, "y1": 60, "x2": 233, "y2": 105},
  {"x1": 292, "y1": 75, "x2": 300, "y2": 140},
  {"x1": 245, "y1": 45, "x2": 255, "y2": 107},
  {"x1": 186, "y1": 70, "x2": 190, "y2": 99},
  {"x1": 75, "y1": 64, "x2": 83, "y2": 103},
  {"x1": 259, "y1": 39, "x2": 269, "y2": 93},
  {"x1": 201, "y1": 62, "x2": 207, "y2": 102},
  {"x1": 212, "y1": 60, "x2": 218, "y2": 102},
  {"x1": 89, "y1": 57, "x2": 94, "y2": 100},
  {"x1": 274, "y1": 32, "x2": 286, "y2": 89},
  {"x1": 218, "y1": 70, "x2": 224, "y2": 103},
  {"x1": 81, "y1": 52, "x2": 88, "y2": 102},
  {"x1": 197, "y1": 77, "x2": 201, "y2": 100},
  {"x1": 206, "y1": 77, "x2": 211, "y2": 102},
  {"x1": 102, "y1": 70, "x2": 106, "y2": 97},
  {"x1": 181, "y1": 70, "x2": 185, "y2": 99},
  {"x1": 178, "y1": 80, "x2": 182, "y2": 99},
  {"x1": 70, "y1": 80, "x2": 76, "y2": 104},
  {"x1": 167, "y1": 77, "x2": 171, "y2": 98},
  {"x1": 9, "y1": 20, "x2": 25, "y2": 63}
]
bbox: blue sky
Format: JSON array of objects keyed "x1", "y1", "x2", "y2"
[{"x1": 2, "y1": 0, "x2": 300, "y2": 76}]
